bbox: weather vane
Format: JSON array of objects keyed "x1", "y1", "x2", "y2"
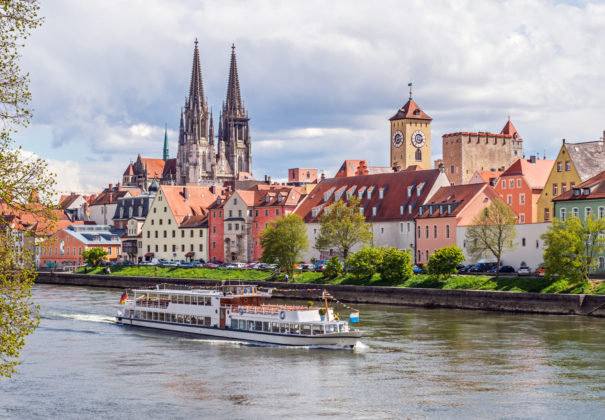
[{"x1": 408, "y1": 82, "x2": 413, "y2": 101}]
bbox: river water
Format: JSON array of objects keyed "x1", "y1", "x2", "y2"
[{"x1": 1, "y1": 285, "x2": 604, "y2": 419}]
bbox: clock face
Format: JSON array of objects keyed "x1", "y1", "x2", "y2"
[
  {"x1": 392, "y1": 130, "x2": 404, "y2": 148},
  {"x1": 411, "y1": 130, "x2": 426, "y2": 148}
]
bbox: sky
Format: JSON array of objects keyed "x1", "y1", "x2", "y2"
[{"x1": 14, "y1": 0, "x2": 605, "y2": 193}]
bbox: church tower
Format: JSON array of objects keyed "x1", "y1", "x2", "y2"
[
  {"x1": 176, "y1": 39, "x2": 215, "y2": 184},
  {"x1": 219, "y1": 44, "x2": 252, "y2": 178},
  {"x1": 389, "y1": 84, "x2": 432, "y2": 171}
]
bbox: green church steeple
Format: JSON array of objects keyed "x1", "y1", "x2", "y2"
[{"x1": 162, "y1": 123, "x2": 169, "y2": 161}]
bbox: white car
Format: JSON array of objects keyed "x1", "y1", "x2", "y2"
[{"x1": 517, "y1": 266, "x2": 531, "y2": 275}]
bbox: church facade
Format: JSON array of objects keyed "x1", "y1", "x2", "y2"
[{"x1": 176, "y1": 41, "x2": 252, "y2": 185}]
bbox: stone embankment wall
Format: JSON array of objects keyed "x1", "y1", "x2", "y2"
[{"x1": 36, "y1": 272, "x2": 605, "y2": 317}]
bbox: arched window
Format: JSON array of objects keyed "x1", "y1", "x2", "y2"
[{"x1": 415, "y1": 148, "x2": 422, "y2": 161}]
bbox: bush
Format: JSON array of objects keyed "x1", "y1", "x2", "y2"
[
  {"x1": 323, "y1": 256, "x2": 343, "y2": 278},
  {"x1": 377, "y1": 247, "x2": 413, "y2": 284},
  {"x1": 346, "y1": 246, "x2": 384, "y2": 280},
  {"x1": 426, "y1": 246, "x2": 465, "y2": 280}
]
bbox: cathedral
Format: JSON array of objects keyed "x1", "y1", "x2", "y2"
[{"x1": 176, "y1": 40, "x2": 253, "y2": 185}]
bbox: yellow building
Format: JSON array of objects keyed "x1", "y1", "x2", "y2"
[
  {"x1": 389, "y1": 90, "x2": 432, "y2": 171},
  {"x1": 537, "y1": 139, "x2": 605, "y2": 222}
]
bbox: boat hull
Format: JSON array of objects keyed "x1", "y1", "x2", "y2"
[{"x1": 115, "y1": 316, "x2": 362, "y2": 348}]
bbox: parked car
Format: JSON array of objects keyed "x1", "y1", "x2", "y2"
[
  {"x1": 178, "y1": 261, "x2": 193, "y2": 267},
  {"x1": 190, "y1": 260, "x2": 204, "y2": 267},
  {"x1": 205, "y1": 262, "x2": 219, "y2": 269},
  {"x1": 162, "y1": 261, "x2": 178, "y2": 267},
  {"x1": 412, "y1": 265, "x2": 423, "y2": 274},
  {"x1": 535, "y1": 264, "x2": 546, "y2": 277},
  {"x1": 517, "y1": 266, "x2": 531, "y2": 275},
  {"x1": 488, "y1": 265, "x2": 516, "y2": 273},
  {"x1": 469, "y1": 262, "x2": 497, "y2": 273}
]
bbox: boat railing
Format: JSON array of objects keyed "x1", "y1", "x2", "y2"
[
  {"x1": 229, "y1": 304, "x2": 316, "y2": 315},
  {"x1": 134, "y1": 299, "x2": 170, "y2": 309}
]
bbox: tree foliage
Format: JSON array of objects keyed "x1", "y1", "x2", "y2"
[
  {"x1": 314, "y1": 196, "x2": 373, "y2": 260},
  {"x1": 377, "y1": 247, "x2": 413, "y2": 284},
  {"x1": 82, "y1": 248, "x2": 109, "y2": 267},
  {"x1": 0, "y1": 0, "x2": 50, "y2": 378},
  {"x1": 426, "y1": 245, "x2": 465, "y2": 280},
  {"x1": 465, "y1": 199, "x2": 517, "y2": 274},
  {"x1": 260, "y1": 214, "x2": 308, "y2": 278},
  {"x1": 323, "y1": 256, "x2": 343, "y2": 279},
  {"x1": 542, "y1": 214, "x2": 605, "y2": 284},
  {"x1": 347, "y1": 246, "x2": 384, "y2": 280}
]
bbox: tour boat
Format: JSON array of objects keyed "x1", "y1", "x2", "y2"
[{"x1": 115, "y1": 283, "x2": 363, "y2": 349}]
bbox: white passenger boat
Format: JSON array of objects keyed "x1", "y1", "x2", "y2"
[{"x1": 115, "y1": 283, "x2": 363, "y2": 349}]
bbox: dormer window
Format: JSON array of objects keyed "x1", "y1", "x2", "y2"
[
  {"x1": 416, "y1": 182, "x2": 425, "y2": 197},
  {"x1": 419, "y1": 206, "x2": 423, "y2": 214},
  {"x1": 266, "y1": 196, "x2": 270, "y2": 203},
  {"x1": 407, "y1": 186, "x2": 413, "y2": 197},
  {"x1": 573, "y1": 189, "x2": 580, "y2": 197},
  {"x1": 408, "y1": 204, "x2": 413, "y2": 214},
  {"x1": 400, "y1": 205, "x2": 404, "y2": 215},
  {"x1": 583, "y1": 188, "x2": 591, "y2": 196},
  {"x1": 372, "y1": 207, "x2": 377, "y2": 216}
]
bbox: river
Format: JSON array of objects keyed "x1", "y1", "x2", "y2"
[{"x1": 1, "y1": 284, "x2": 604, "y2": 419}]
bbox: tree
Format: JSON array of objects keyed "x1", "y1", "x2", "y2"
[
  {"x1": 1, "y1": 0, "x2": 49, "y2": 378},
  {"x1": 323, "y1": 256, "x2": 343, "y2": 279},
  {"x1": 542, "y1": 214, "x2": 605, "y2": 284},
  {"x1": 377, "y1": 247, "x2": 413, "y2": 284},
  {"x1": 347, "y1": 246, "x2": 384, "y2": 280},
  {"x1": 82, "y1": 248, "x2": 109, "y2": 267},
  {"x1": 314, "y1": 196, "x2": 373, "y2": 261},
  {"x1": 260, "y1": 214, "x2": 308, "y2": 279},
  {"x1": 426, "y1": 245, "x2": 465, "y2": 280},
  {"x1": 465, "y1": 199, "x2": 517, "y2": 275}
]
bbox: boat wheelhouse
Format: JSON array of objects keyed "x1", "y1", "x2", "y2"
[{"x1": 116, "y1": 283, "x2": 362, "y2": 348}]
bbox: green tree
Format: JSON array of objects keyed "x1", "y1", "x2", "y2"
[
  {"x1": 260, "y1": 214, "x2": 308, "y2": 279},
  {"x1": 323, "y1": 256, "x2": 343, "y2": 279},
  {"x1": 314, "y1": 196, "x2": 373, "y2": 261},
  {"x1": 464, "y1": 200, "x2": 517, "y2": 275},
  {"x1": 377, "y1": 247, "x2": 413, "y2": 284},
  {"x1": 0, "y1": 0, "x2": 49, "y2": 378},
  {"x1": 426, "y1": 245, "x2": 465, "y2": 280},
  {"x1": 346, "y1": 246, "x2": 384, "y2": 280},
  {"x1": 542, "y1": 214, "x2": 605, "y2": 284},
  {"x1": 82, "y1": 248, "x2": 109, "y2": 267}
]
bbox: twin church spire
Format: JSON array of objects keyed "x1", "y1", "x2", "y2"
[{"x1": 176, "y1": 40, "x2": 252, "y2": 185}]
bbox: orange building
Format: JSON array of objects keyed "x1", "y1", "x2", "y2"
[
  {"x1": 415, "y1": 183, "x2": 504, "y2": 264},
  {"x1": 494, "y1": 157, "x2": 554, "y2": 224}
]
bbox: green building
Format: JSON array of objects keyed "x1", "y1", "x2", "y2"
[{"x1": 552, "y1": 170, "x2": 605, "y2": 273}]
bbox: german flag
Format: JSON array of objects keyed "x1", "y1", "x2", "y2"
[{"x1": 119, "y1": 291, "x2": 128, "y2": 304}]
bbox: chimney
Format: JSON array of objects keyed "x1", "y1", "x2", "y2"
[
  {"x1": 438, "y1": 162, "x2": 444, "y2": 173},
  {"x1": 529, "y1": 155, "x2": 536, "y2": 164},
  {"x1": 210, "y1": 185, "x2": 216, "y2": 194},
  {"x1": 562, "y1": 138, "x2": 566, "y2": 144},
  {"x1": 117, "y1": 182, "x2": 121, "y2": 190},
  {"x1": 109, "y1": 184, "x2": 113, "y2": 191},
  {"x1": 321, "y1": 172, "x2": 326, "y2": 181},
  {"x1": 182, "y1": 186, "x2": 187, "y2": 200}
]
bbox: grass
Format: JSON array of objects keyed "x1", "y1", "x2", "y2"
[{"x1": 74, "y1": 266, "x2": 604, "y2": 294}]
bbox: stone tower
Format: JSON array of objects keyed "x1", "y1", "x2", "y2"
[
  {"x1": 176, "y1": 39, "x2": 215, "y2": 185},
  {"x1": 219, "y1": 44, "x2": 252, "y2": 178},
  {"x1": 389, "y1": 85, "x2": 432, "y2": 171}
]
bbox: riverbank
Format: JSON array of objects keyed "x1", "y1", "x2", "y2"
[{"x1": 36, "y1": 272, "x2": 605, "y2": 317}]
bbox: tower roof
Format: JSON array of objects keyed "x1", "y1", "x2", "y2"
[
  {"x1": 225, "y1": 43, "x2": 243, "y2": 112},
  {"x1": 163, "y1": 124, "x2": 169, "y2": 161},
  {"x1": 188, "y1": 39, "x2": 205, "y2": 108},
  {"x1": 500, "y1": 118, "x2": 521, "y2": 140},
  {"x1": 389, "y1": 99, "x2": 432, "y2": 121}
]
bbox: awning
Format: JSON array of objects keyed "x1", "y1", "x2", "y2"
[
  {"x1": 185, "y1": 252, "x2": 195, "y2": 257},
  {"x1": 145, "y1": 252, "x2": 154, "y2": 257}
]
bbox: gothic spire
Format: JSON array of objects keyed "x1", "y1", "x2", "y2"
[
  {"x1": 225, "y1": 43, "x2": 242, "y2": 112},
  {"x1": 163, "y1": 123, "x2": 169, "y2": 161},
  {"x1": 188, "y1": 39, "x2": 205, "y2": 108}
]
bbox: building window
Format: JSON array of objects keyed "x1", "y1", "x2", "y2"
[
  {"x1": 418, "y1": 226, "x2": 421, "y2": 238},
  {"x1": 219, "y1": 211, "x2": 222, "y2": 218},
  {"x1": 425, "y1": 225, "x2": 429, "y2": 238},
  {"x1": 517, "y1": 179, "x2": 521, "y2": 188},
  {"x1": 229, "y1": 210, "x2": 233, "y2": 217},
  {"x1": 557, "y1": 161, "x2": 562, "y2": 172},
  {"x1": 265, "y1": 209, "x2": 269, "y2": 217},
  {"x1": 565, "y1": 161, "x2": 571, "y2": 171},
  {"x1": 155, "y1": 245, "x2": 158, "y2": 252},
  {"x1": 155, "y1": 231, "x2": 158, "y2": 238},
  {"x1": 407, "y1": 223, "x2": 411, "y2": 232},
  {"x1": 446, "y1": 225, "x2": 450, "y2": 238},
  {"x1": 212, "y1": 242, "x2": 216, "y2": 249},
  {"x1": 509, "y1": 179, "x2": 514, "y2": 189},
  {"x1": 507, "y1": 195, "x2": 512, "y2": 205},
  {"x1": 599, "y1": 207, "x2": 605, "y2": 218},
  {"x1": 181, "y1": 244, "x2": 185, "y2": 252},
  {"x1": 553, "y1": 184, "x2": 558, "y2": 196},
  {"x1": 147, "y1": 245, "x2": 150, "y2": 252},
  {"x1": 238, "y1": 210, "x2": 242, "y2": 217},
  {"x1": 276, "y1": 209, "x2": 279, "y2": 216},
  {"x1": 190, "y1": 244, "x2": 194, "y2": 252},
  {"x1": 190, "y1": 230, "x2": 194, "y2": 238},
  {"x1": 572, "y1": 207, "x2": 579, "y2": 218},
  {"x1": 415, "y1": 149, "x2": 422, "y2": 161},
  {"x1": 181, "y1": 230, "x2": 185, "y2": 238},
  {"x1": 560, "y1": 208, "x2": 567, "y2": 220},
  {"x1": 172, "y1": 230, "x2": 175, "y2": 238},
  {"x1": 450, "y1": 165, "x2": 455, "y2": 174},
  {"x1": 228, "y1": 224, "x2": 232, "y2": 231},
  {"x1": 213, "y1": 211, "x2": 216, "y2": 218},
  {"x1": 159, "y1": 219, "x2": 163, "y2": 225},
  {"x1": 425, "y1": 250, "x2": 429, "y2": 261},
  {"x1": 235, "y1": 224, "x2": 239, "y2": 231},
  {"x1": 255, "y1": 210, "x2": 259, "y2": 217},
  {"x1": 522, "y1": 238, "x2": 526, "y2": 247},
  {"x1": 199, "y1": 244, "x2": 203, "y2": 251},
  {"x1": 151, "y1": 219, "x2": 154, "y2": 225},
  {"x1": 586, "y1": 207, "x2": 592, "y2": 218},
  {"x1": 520, "y1": 194, "x2": 525, "y2": 204},
  {"x1": 501, "y1": 180, "x2": 506, "y2": 189},
  {"x1": 199, "y1": 230, "x2": 203, "y2": 237},
  {"x1": 433, "y1": 225, "x2": 437, "y2": 238},
  {"x1": 212, "y1": 226, "x2": 216, "y2": 234},
  {"x1": 562, "y1": 183, "x2": 567, "y2": 193},
  {"x1": 400, "y1": 223, "x2": 404, "y2": 233},
  {"x1": 147, "y1": 231, "x2": 150, "y2": 238},
  {"x1": 163, "y1": 230, "x2": 167, "y2": 238},
  {"x1": 544, "y1": 208, "x2": 551, "y2": 221},
  {"x1": 163, "y1": 244, "x2": 167, "y2": 252},
  {"x1": 380, "y1": 227, "x2": 384, "y2": 234},
  {"x1": 172, "y1": 245, "x2": 176, "y2": 252},
  {"x1": 519, "y1": 214, "x2": 525, "y2": 223},
  {"x1": 418, "y1": 250, "x2": 421, "y2": 262}
]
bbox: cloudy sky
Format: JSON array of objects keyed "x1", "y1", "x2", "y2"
[{"x1": 15, "y1": 0, "x2": 605, "y2": 192}]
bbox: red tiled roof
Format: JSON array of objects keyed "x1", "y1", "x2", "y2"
[
  {"x1": 389, "y1": 99, "x2": 432, "y2": 121},
  {"x1": 499, "y1": 158, "x2": 554, "y2": 190},
  {"x1": 295, "y1": 169, "x2": 446, "y2": 223},
  {"x1": 472, "y1": 170, "x2": 502, "y2": 183},
  {"x1": 500, "y1": 119, "x2": 522, "y2": 140},
  {"x1": 140, "y1": 158, "x2": 166, "y2": 178},
  {"x1": 553, "y1": 169, "x2": 605, "y2": 201},
  {"x1": 418, "y1": 183, "x2": 496, "y2": 218},
  {"x1": 162, "y1": 158, "x2": 176, "y2": 178},
  {"x1": 179, "y1": 214, "x2": 209, "y2": 228},
  {"x1": 162, "y1": 185, "x2": 224, "y2": 225},
  {"x1": 90, "y1": 190, "x2": 130, "y2": 206},
  {"x1": 123, "y1": 163, "x2": 135, "y2": 176}
]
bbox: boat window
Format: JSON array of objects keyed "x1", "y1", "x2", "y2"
[
  {"x1": 272, "y1": 322, "x2": 280, "y2": 333},
  {"x1": 248, "y1": 321, "x2": 255, "y2": 330},
  {"x1": 231, "y1": 319, "x2": 238, "y2": 329},
  {"x1": 177, "y1": 314, "x2": 183, "y2": 323},
  {"x1": 312, "y1": 325, "x2": 323, "y2": 335},
  {"x1": 171, "y1": 295, "x2": 177, "y2": 304},
  {"x1": 152, "y1": 312, "x2": 158, "y2": 321},
  {"x1": 239, "y1": 320, "x2": 246, "y2": 330},
  {"x1": 191, "y1": 316, "x2": 196, "y2": 325},
  {"x1": 326, "y1": 324, "x2": 336, "y2": 333},
  {"x1": 280, "y1": 323, "x2": 289, "y2": 334},
  {"x1": 185, "y1": 315, "x2": 191, "y2": 324},
  {"x1": 339, "y1": 323, "x2": 344, "y2": 332},
  {"x1": 205, "y1": 297, "x2": 211, "y2": 306},
  {"x1": 160, "y1": 294, "x2": 169, "y2": 301},
  {"x1": 290, "y1": 324, "x2": 300, "y2": 334},
  {"x1": 263, "y1": 322, "x2": 270, "y2": 331},
  {"x1": 204, "y1": 317, "x2": 211, "y2": 326},
  {"x1": 255, "y1": 321, "x2": 263, "y2": 331},
  {"x1": 301, "y1": 324, "x2": 311, "y2": 335},
  {"x1": 134, "y1": 311, "x2": 140, "y2": 319},
  {"x1": 184, "y1": 295, "x2": 190, "y2": 305},
  {"x1": 177, "y1": 295, "x2": 184, "y2": 304}
]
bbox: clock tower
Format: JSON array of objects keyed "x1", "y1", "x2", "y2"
[{"x1": 389, "y1": 86, "x2": 432, "y2": 171}]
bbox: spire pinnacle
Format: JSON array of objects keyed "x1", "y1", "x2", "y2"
[
  {"x1": 163, "y1": 123, "x2": 169, "y2": 161},
  {"x1": 188, "y1": 39, "x2": 205, "y2": 108},
  {"x1": 225, "y1": 43, "x2": 242, "y2": 112}
]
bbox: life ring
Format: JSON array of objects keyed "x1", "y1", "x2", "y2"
[{"x1": 279, "y1": 310, "x2": 286, "y2": 320}]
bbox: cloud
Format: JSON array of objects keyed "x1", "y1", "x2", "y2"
[{"x1": 16, "y1": 0, "x2": 605, "y2": 192}]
